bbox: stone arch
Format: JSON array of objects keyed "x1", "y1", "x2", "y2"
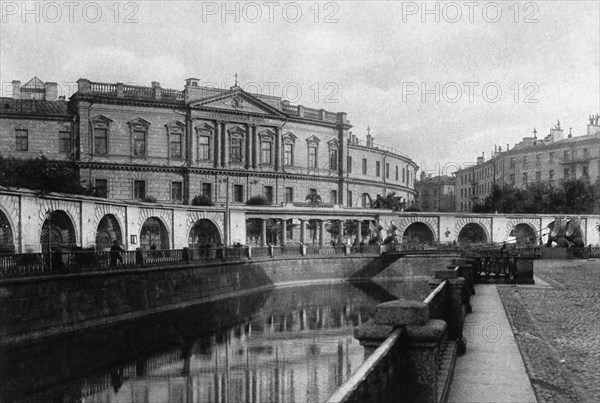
[
  {"x1": 403, "y1": 222, "x2": 435, "y2": 245},
  {"x1": 509, "y1": 223, "x2": 537, "y2": 245},
  {"x1": 397, "y1": 216, "x2": 439, "y2": 243},
  {"x1": 457, "y1": 223, "x2": 488, "y2": 245},
  {"x1": 188, "y1": 219, "x2": 221, "y2": 247},
  {"x1": 140, "y1": 217, "x2": 169, "y2": 250},
  {"x1": 95, "y1": 214, "x2": 123, "y2": 251},
  {"x1": 360, "y1": 193, "x2": 372, "y2": 208},
  {"x1": 0, "y1": 209, "x2": 15, "y2": 253},
  {"x1": 40, "y1": 210, "x2": 77, "y2": 252}
]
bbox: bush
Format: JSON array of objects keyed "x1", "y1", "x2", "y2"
[
  {"x1": 191, "y1": 194, "x2": 214, "y2": 206},
  {"x1": 246, "y1": 195, "x2": 269, "y2": 205},
  {"x1": 142, "y1": 195, "x2": 157, "y2": 203}
]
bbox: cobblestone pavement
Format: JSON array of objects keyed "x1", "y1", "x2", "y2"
[{"x1": 497, "y1": 259, "x2": 600, "y2": 403}]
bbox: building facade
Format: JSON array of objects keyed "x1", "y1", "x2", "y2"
[
  {"x1": 1, "y1": 76, "x2": 417, "y2": 248},
  {"x1": 455, "y1": 122, "x2": 600, "y2": 212},
  {"x1": 415, "y1": 174, "x2": 455, "y2": 212}
]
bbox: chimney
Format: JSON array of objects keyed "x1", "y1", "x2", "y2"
[
  {"x1": 568, "y1": 127, "x2": 572, "y2": 138},
  {"x1": 506, "y1": 143, "x2": 509, "y2": 151},
  {"x1": 44, "y1": 82, "x2": 58, "y2": 101},
  {"x1": 58, "y1": 95, "x2": 66, "y2": 101},
  {"x1": 12, "y1": 80, "x2": 21, "y2": 99}
]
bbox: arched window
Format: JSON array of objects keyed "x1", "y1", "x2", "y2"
[{"x1": 361, "y1": 193, "x2": 371, "y2": 208}]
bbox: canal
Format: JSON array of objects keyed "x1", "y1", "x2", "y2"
[{"x1": 1, "y1": 278, "x2": 432, "y2": 403}]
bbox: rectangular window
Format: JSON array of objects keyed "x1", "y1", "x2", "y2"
[
  {"x1": 330, "y1": 189, "x2": 337, "y2": 204},
  {"x1": 402, "y1": 168, "x2": 406, "y2": 183},
  {"x1": 94, "y1": 128, "x2": 108, "y2": 155},
  {"x1": 202, "y1": 183, "x2": 212, "y2": 197},
  {"x1": 134, "y1": 180, "x2": 145, "y2": 200},
  {"x1": 347, "y1": 190, "x2": 352, "y2": 207},
  {"x1": 15, "y1": 129, "x2": 28, "y2": 151},
  {"x1": 284, "y1": 143, "x2": 293, "y2": 165},
  {"x1": 395, "y1": 166, "x2": 399, "y2": 181},
  {"x1": 170, "y1": 133, "x2": 182, "y2": 158},
  {"x1": 362, "y1": 158, "x2": 367, "y2": 175},
  {"x1": 233, "y1": 184, "x2": 244, "y2": 202},
  {"x1": 95, "y1": 179, "x2": 108, "y2": 198},
  {"x1": 549, "y1": 152, "x2": 554, "y2": 163},
  {"x1": 231, "y1": 138, "x2": 243, "y2": 162},
  {"x1": 59, "y1": 131, "x2": 71, "y2": 154},
  {"x1": 549, "y1": 170, "x2": 554, "y2": 181},
  {"x1": 375, "y1": 161, "x2": 381, "y2": 177},
  {"x1": 198, "y1": 136, "x2": 210, "y2": 160},
  {"x1": 386, "y1": 163, "x2": 390, "y2": 178},
  {"x1": 172, "y1": 181, "x2": 183, "y2": 202},
  {"x1": 583, "y1": 166, "x2": 589, "y2": 177},
  {"x1": 329, "y1": 148, "x2": 338, "y2": 170},
  {"x1": 535, "y1": 171, "x2": 541, "y2": 182},
  {"x1": 261, "y1": 141, "x2": 272, "y2": 164},
  {"x1": 564, "y1": 168, "x2": 570, "y2": 179},
  {"x1": 133, "y1": 130, "x2": 146, "y2": 156},
  {"x1": 563, "y1": 150, "x2": 570, "y2": 162},
  {"x1": 263, "y1": 186, "x2": 273, "y2": 204},
  {"x1": 285, "y1": 187, "x2": 293, "y2": 203},
  {"x1": 347, "y1": 156, "x2": 352, "y2": 173},
  {"x1": 536, "y1": 154, "x2": 541, "y2": 166},
  {"x1": 510, "y1": 157, "x2": 515, "y2": 168},
  {"x1": 583, "y1": 148, "x2": 589, "y2": 158},
  {"x1": 308, "y1": 146, "x2": 317, "y2": 168}
]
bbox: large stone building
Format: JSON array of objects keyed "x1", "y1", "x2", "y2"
[
  {"x1": 1, "y1": 76, "x2": 417, "y2": 248},
  {"x1": 415, "y1": 174, "x2": 455, "y2": 212},
  {"x1": 455, "y1": 120, "x2": 600, "y2": 212}
]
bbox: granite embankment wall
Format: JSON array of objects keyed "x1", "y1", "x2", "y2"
[{"x1": 0, "y1": 255, "x2": 453, "y2": 345}]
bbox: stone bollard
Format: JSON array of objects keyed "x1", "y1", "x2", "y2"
[
  {"x1": 247, "y1": 246, "x2": 252, "y2": 259},
  {"x1": 430, "y1": 269, "x2": 467, "y2": 355},
  {"x1": 354, "y1": 300, "x2": 447, "y2": 403},
  {"x1": 135, "y1": 248, "x2": 145, "y2": 267}
]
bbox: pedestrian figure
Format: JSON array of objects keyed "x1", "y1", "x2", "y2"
[{"x1": 110, "y1": 240, "x2": 124, "y2": 266}]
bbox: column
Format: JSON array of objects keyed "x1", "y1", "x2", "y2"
[
  {"x1": 261, "y1": 219, "x2": 267, "y2": 247},
  {"x1": 337, "y1": 220, "x2": 344, "y2": 244},
  {"x1": 281, "y1": 219, "x2": 287, "y2": 246},
  {"x1": 214, "y1": 121, "x2": 221, "y2": 168},
  {"x1": 356, "y1": 220, "x2": 362, "y2": 242},
  {"x1": 274, "y1": 126, "x2": 281, "y2": 171},
  {"x1": 245, "y1": 123, "x2": 251, "y2": 169},
  {"x1": 300, "y1": 219, "x2": 306, "y2": 244},
  {"x1": 318, "y1": 220, "x2": 325, "y2": 247},
  {"x1": 221, "y1": 121, "x2": 227, "y2": 168},
  {"x1": 252, "y1": 125, "x2": 258, "y2": 169}
]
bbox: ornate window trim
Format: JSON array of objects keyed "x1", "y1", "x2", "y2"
[
  {"x1": 282, "y1": 132, "x2": 296, "y2": 166},
  {"x1": 306, "y1": 135, "x2": 320, "y2": 169},
  {"x1": 14, "y1": 124, "x2": 29, "y2": 152},
  {"x1": 89, "y1": 115, "x2": 113, "y2": 156},
  {"x1": 165, "y1": 121, "x2": 185, "y2": 160},
  {"x1": 328, "y1": 139, "x2": 339, "y2": 171},
  {"x1": 228, "y1": 126, "x2": 246, "y2": 164},
  {"x1": 128, "y1": 118, "x2": 151, "y2": 158},
  {"x1": 259, "y1": 129, "x2": 275, "y2": 166},
  {"x1": 195, "y1": 123, "x2": 214, "y2": 162}
]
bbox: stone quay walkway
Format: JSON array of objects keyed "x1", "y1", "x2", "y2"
[{"x1": 447, "y1": 284, "x2": 537, "y2": 402}]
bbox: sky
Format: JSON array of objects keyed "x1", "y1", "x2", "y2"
[{"x1": 1, "y1": 0, "x2": 599, "y2": 175}]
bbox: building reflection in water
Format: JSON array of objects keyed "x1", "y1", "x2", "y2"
[{"x1": 8, "y1": 280, "x2": 430, "y2": 403}]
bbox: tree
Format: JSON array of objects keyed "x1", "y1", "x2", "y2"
[
  {"x1": 246, "y1": 195, "x2": 269, "y2": 205},
  {"x1": 371, "y1": 192, "x2": 406, "y2": 211},
  {"x1": 0, "y1": 155, "x2": 91, "y2": 195},
  {"x1": 191, "y1": 194, "x2": 214, "y2": 206}
]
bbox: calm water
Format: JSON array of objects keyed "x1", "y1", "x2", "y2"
[{"x1": 1, "y1": 279, "x2": 430, "y2": 403}]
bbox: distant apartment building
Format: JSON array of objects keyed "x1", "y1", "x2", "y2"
[
  {"x1": 455, "y1": 119, "x2": 600, "y2": 212},
  {"x1": 415, "y1": 173, "x2": 455, "y2": 212}
]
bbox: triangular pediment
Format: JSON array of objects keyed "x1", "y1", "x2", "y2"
[{"x1": 189, "y1": 89, "x2": 285, "y2": 118}]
